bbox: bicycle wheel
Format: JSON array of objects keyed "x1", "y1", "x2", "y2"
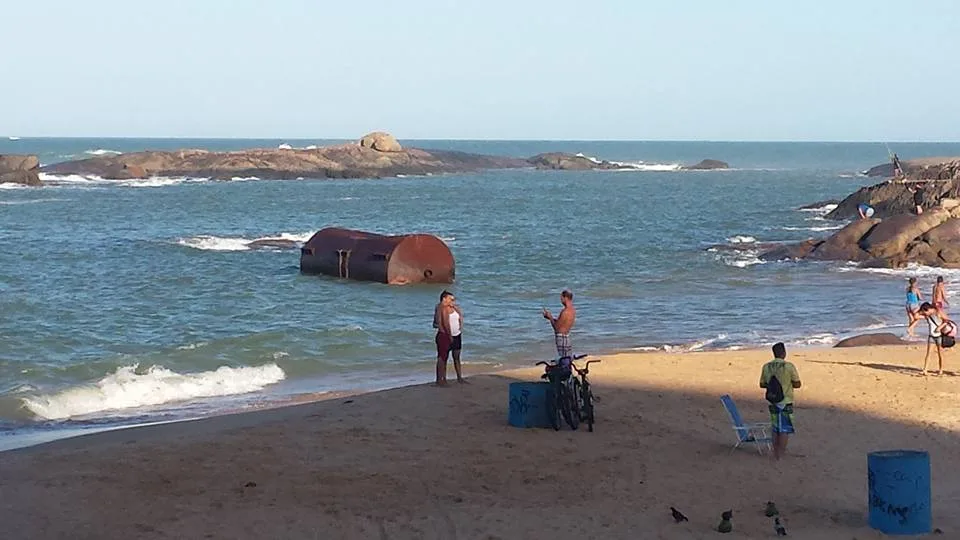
[
  {"x1": 546, "y1": 382, "x2": 561, "y2": 431},
  {"x1": 560, "y1": 382, "x2": 579, "y2": 430},
  {"x1": 571, "y1": 378, "x2": 584, "y2": 421},
  {"x1": 582, "y1": 381, "x2": 595, "y2": 432}
]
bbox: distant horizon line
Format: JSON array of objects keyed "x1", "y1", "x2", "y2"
[{"x1": 4, "y1": 135, "x2": 960, "y2": 144}]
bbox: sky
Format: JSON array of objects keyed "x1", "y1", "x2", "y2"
[{"x1": 2, "y1": 0, "x2": 958, "y2": 141}]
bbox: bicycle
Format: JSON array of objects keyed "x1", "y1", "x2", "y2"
[
  {"x1": 571, "y1": 356, "x2": 601, "y2": 432},
  {"x1": 536, "y1": 354, "x2": 587, "y2": 431}
]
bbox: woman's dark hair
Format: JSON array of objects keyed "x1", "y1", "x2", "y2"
[{"x1": 920, "y1": 302, "x2": 934, "y2": 312}]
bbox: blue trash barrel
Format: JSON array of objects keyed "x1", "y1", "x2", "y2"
[
  {"x1": 508, "y1": 382, "x2": 551, "y2": 428},
  {"x1": 867, "y1": 450, "x2": 931, "y2": 535}
]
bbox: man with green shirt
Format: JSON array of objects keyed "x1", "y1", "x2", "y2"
[{"x1": 759, "y1": 342, "x2": 802, "y2": 460}]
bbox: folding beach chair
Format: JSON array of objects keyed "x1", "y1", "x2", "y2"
[{"x1": 720, "y1": 394, "x2": 772, "y2": 455}]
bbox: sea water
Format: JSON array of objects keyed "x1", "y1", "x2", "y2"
[{"x1": 3, "y1": 137, "x2": 960, "y2": 443}]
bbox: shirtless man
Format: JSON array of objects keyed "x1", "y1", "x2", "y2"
[
  {"x1": 542, "y1": 290, "x2": 576, "y2": 365},
  {"x1": 933, "y1": 276, "x2": 949, "y2": 316}
]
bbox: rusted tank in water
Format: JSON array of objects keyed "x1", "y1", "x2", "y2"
[{"x1": 300, "y1": 227, "x2": 455, "y2": 285}]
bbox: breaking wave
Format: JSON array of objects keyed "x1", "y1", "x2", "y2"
[
  {"x1": 780, "y1": 224, "x2": 845, "y2": 232},
  {"x1": 176, "y1": 232, "x2": 313, "y2": 251},
  {"x1": 84, "y1": 149, "x2": 123, "y2": 156},
  {"x1": 21, "y1": 363, "x2": 286, "y2": 420},
  {"x1": 835, "y1": 262, "x2": 960, "y2": 279},
  {"x1": 726, "y1": 235, "x2": 758, "y2": 244},
  {"x1": 574, "y1": 153, "x2": 682, "y2": 172},
  {"x1": 39, "y1": 173, "x2": 209, "y2": 188},
  {"x1": 799, "y1": 203, "x2": 838, "y2": 214}
]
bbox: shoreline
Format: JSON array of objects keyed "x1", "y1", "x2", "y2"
[
  {"x1": 1, "y1": 331, "x2": 918, "y2": 452},
  {"x1": 2, "y1": 344, "x2": 957, "y2": 539}
]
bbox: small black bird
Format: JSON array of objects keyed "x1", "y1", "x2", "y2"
[
  {"x1": 670, "y1": 507, "x2": 689, "y2": 523},
  {"x1": 718, "y1": 510, "x2": 733, "y2": 533},
  {"x1": 774, "y1": 517, "x2": 787, "y2": 536}
]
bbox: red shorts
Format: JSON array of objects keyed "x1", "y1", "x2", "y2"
[{"x1": 436, "y1": 332, "x2": 451, "y2": 360}]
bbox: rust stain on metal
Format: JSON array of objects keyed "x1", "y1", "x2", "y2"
[{"x1": 300, "y1": 227, "x2": 455, "y2": 285}]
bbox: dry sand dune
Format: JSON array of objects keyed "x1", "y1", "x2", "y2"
[{"x1": 1, "y1": 345, "x2": 958, "y2": 539}]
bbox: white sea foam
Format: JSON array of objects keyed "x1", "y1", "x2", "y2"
[
  {"x1": 574, "y1": 153, "x2": 682, "y2": 172},
  {"x1": 799, "y1": 203, "x2": 838, "y2": 214},
  {"x1": 7, "y1": 136, "x2": 20, "y2": 141},
  {"x1": 836, "y1": 262, "x2": 960, "y2": 279},
  {"x1": 0, "y1": 183, "x2": 29, "y2": 190},
  {"x1": 176, "y1": 231, "x2": 313, "y2": 252},
  {"x1": 780, "y1": 225, "x2": 845, "y2": 232},
  {"x1": 21, "y1": 363, "x2": 286, "y2": 420},
  {"x1": 39, "y1": 173, "x2": 210, "y2": 188},
  {"x1": 726, "y1": 235, "x2": 758, "y2": 244},
  {"x1": 278, "y1": 143, "x2": 293, "y2": 150},
  {"x1": 0, "y1": 198, "x2": 68, "y2": 205},
  {"x1": 84, "y1": 149, "x2": 123, "y2": 156}
]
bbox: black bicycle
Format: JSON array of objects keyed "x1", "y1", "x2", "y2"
[
  {"x1": 571, "y1": 356, "x2": 601, "y2": 432},
  {"x1": 536, "y1": 354, "x2": 587, "y2": 431}
]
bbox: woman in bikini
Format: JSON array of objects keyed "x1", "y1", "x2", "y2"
[{"x1": 906, "y1": 277, "x2": 923, "y2": 337}]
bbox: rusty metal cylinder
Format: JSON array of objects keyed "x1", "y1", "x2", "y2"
[{"x1": 300, "y1": 227, "x2": 455, "y2": 285}]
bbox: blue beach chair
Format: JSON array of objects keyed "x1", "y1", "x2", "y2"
[{"x1": 720, "y1": 394, "x2": 772, "y2": 455}]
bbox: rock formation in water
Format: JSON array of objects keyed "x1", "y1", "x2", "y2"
[
  {"x1": 681, "y1": 159, "x2": 729, "y2": 170},
  {"x1": 42, "y1": 132, "x2": 529, "y2": 180},
  {"x1": 761, "y1": 205, "x2": 960, "y2": 268},
  {"x1": 0, "y1": 154, "x2": 42, "y2": 186},
  {"x1": 42, "y1": 131, "x2": 733, "y2": 180},
  {"x1": 827, "y1": 159, "x2": 960, "y2": 221}
]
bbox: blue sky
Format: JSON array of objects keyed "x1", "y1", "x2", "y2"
[{"x1": 2, "y1": 0, "x2": 958, "y2": 140}]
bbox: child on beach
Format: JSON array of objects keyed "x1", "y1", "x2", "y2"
[
  {"x1": 906, "y1": 277, "x2": 923, "y2": 337},
  {"x1": 759, "y1": 343, "x2": 801, "y2": 460}
]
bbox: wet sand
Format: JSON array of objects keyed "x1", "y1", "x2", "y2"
[{"x1": 1, "y1": 345, "x2": 958, "y2": 539}]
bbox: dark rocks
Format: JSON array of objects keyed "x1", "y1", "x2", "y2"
[
  {"x1": 858, "y1": 209, "x2": 951, "y2": 259},
  {"x1": 0, "y1": 154, "x2": 41, "y2": 186},
  {"x1": 682, "y1": 159, "x2": 729, "y2": 170},
  {"x1": 834, "y1": 333, "x2": 908, "y2": 348},
  {"x1": 758, "y1": 239, "x2": 821, "y2": 261},
  {"x1": 527, "y1": 153, "x2": 621, "y2": 170},
  {"x1": 41, "y1": 136, "x2": 529, "y2": 180},
  {"x1": 807, "y1": 218, "x2": 879, "y2": 262}
]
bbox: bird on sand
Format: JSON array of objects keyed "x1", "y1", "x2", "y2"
[
  {"x1": 669, "y1": 507, "x2": 689, "y2": 523},
  {"x1": 717, "y1": 510, "x2": 733, "y2": 533},
  {"x1": 774, "y1": 517, "x2": 787, "y2": 536}
]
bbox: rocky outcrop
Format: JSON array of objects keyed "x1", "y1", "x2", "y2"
[
  {"x1": 42, "y1": 136, "x2": 530, "y2": 180},
  {"x1": 526, "y1": 153, "x2": 623, "y2": 171},
  {"x1": 806, "y1": 218, "x2": 879, "y2": 262},
  {"x1": 827, "y1": 161, "x2": 960, "y2": 221},
  {"x1": 799, "y1": 199, "x2": 839, "y2": 210},
  {"x1": 761, "y1": 205, "x2": 960, "y2": 268},
  {"x1": 0, "y1": 154, "x2": 41, "y2": 186},
  {"x1": 359, "y1": 132, "x2": 402, "y2": 153},
  {"x1": 834, "y1": 333, "x2": 908, "y2": 348},
  {"x1": 682, "y1": 159, "x2": 729, "y2": 170},
  {"x1": 864, "y1": 156, "x2": 960, "y2": 178},
  {"x1": 858, "y1": 209, "x2": 951, "y2": 259}
]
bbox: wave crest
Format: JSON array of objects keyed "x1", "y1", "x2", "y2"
[{"x1": 21, "y1": 363, "x2": 286, "y2": 420}]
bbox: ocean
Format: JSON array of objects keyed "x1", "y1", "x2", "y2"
[{"x1": 3, "y1": 137, "x2": 960, "y2": 447}]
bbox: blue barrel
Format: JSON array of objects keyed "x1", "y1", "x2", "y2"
[
  {"x1": 508, "y1": 382, "x2": 551, "y2": 428},
  {"x1": 868, "y1": 450, "x2": 931, "y2": 535}
]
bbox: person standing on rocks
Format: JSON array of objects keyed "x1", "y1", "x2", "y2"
[{"x1": 910, "y1": 184, "x2": 924, "y2": 215}]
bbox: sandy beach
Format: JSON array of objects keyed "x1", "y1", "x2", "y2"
[{"x1": 2, "y1": 344, "x2": 959, "y2": 539}]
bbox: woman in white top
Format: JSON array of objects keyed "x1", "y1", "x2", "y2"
[{"x1": 433, "y1": 291, "x2": 466, "y2": 385}]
